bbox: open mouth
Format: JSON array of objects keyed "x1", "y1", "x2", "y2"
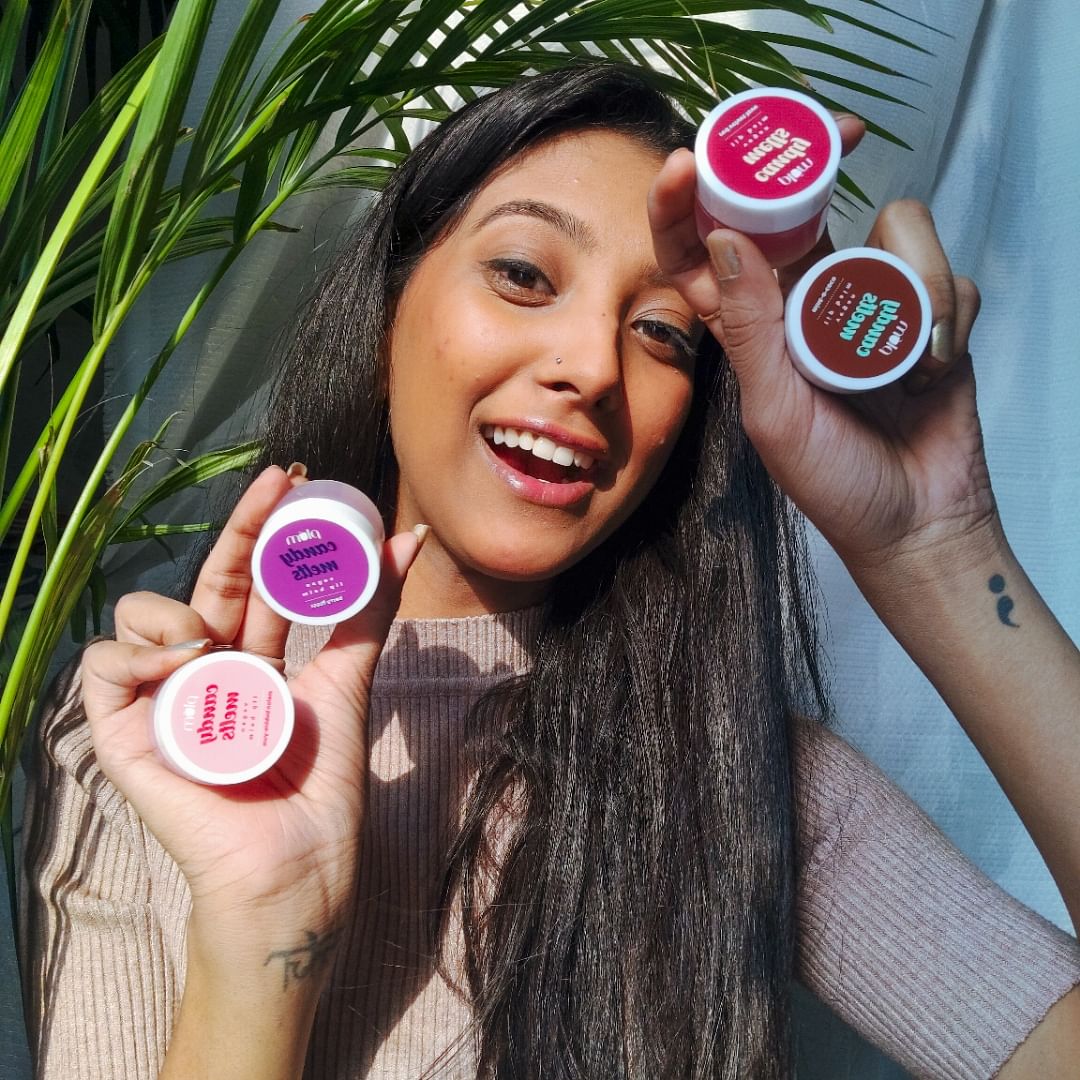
[{"x1": 482, "y1": 424, "x2": 597, "y2": 485}]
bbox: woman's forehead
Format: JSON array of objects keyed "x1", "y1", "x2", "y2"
[
  {"x1": 459, "y1": 130, "x2": 668, "y2": 256},
  {"x1": 467, "y1": 130, "x2": 666, "y2": 218}
]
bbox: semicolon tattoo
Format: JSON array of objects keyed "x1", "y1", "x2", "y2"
[
  {"x1": 264, "y1": 928, "x2": 340, "y2": 992},
  {"x1": 988, "y1": 574, "x2": 1020, "y2": 628}
]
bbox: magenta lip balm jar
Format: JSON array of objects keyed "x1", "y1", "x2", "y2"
[
  {"x1": 694, "y1": 87, "x2": 842, "y2": 268},
  {"x1": 251, "y1": 480, "x2": 384, "y2": 625},
  {"x1": 152, "y1": 651, "x2": 294, "y2": 785}
]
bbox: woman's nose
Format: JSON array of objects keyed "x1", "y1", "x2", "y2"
[{"x1": 538, "y1": 314, "x2": 624, "y2": 412}]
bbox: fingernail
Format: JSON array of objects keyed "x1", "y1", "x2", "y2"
[
  {"x1": 930, "y1": 319, "x2": 955, "y2": 367},
  {"x1": 411, "y1": 524, "x2": 431, "y2": 547},
  {"x1": 286, "y1": 461, "x2": 308, "y2": 479},
  {"x1": 705, "y1": 235, "x2": 742, "y2": 283},
  {"x1": 165, "y1": 638, "x2": 213, "y2": 652},
  {"x1": 834, "y1": 112, "x2": 861, "y2": 124}
]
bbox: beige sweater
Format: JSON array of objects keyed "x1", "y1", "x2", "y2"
[{"x1": 20, "y1": 610, "x2": 1080, "y2": 1079}]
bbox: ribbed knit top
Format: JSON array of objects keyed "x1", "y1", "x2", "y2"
[{"x1": 20, "y1": 610, "x2": 1080, "y2": 1079}]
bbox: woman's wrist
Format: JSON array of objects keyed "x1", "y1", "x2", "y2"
[
  {"x1": 839, "y1": 509, "x2": 1007, "y2": 610},
  {"x1": 163, "y1": 914, "x2": 340, "y2": 1080}
]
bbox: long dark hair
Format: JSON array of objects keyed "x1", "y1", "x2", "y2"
[{"x1": 255, "y1": 62, "x2": 828, "y2": 1078}]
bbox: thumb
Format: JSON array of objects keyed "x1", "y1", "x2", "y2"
[
  {"x1": 702, "y1": 229, "x2": 805, "y2": 421},
  {"x1": 322, "y1": 526, "x2": 425, "y2": 665}
]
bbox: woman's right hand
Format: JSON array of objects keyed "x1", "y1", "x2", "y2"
[{"x1": 80, "y1": 465, "x2": 422, "y2": 930}]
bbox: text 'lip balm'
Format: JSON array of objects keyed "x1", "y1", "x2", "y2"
[
  {"x1": 252, "y1": 479, "x2": 384, "y2": 625},
  {"x1": 784, "y1": 247, "x2": 933, "y2": 393},
  {"x1": 151, "y1": 651, "x2": 294, "y2": 786},
  {"x1": 694, "y1": 87, "x2": 842, "y2": 268}
]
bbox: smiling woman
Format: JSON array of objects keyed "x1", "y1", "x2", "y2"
[{"x1": 19, "y1": 62, "x2": 1080, "y2": 1080}]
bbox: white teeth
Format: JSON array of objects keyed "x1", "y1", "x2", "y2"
[
  {"x1": 485, "y1": 424, "x2": 598, "y2": 473},
  {"x1": 531, "y1": 436, "x2": 557, "y2": 461}
]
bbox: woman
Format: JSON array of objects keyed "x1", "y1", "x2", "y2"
[{"x1": 20, "y1": 64, "x2": 1080, "y2": 1078}]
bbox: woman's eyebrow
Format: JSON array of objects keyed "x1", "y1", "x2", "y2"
[
  {"x1": 472, "y1": 199, "x2": 597, "y2": 253},
  {"x1": 473, "y1": 200, "x2": 680, "y2": 292}
]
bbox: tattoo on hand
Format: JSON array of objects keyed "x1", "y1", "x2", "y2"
[
  {"x1": 988, "y1": 574, "x2": 1020, "y2": 628},
  {"x1": 264, "y1": 929, "x2": 340, "y2": 992}
]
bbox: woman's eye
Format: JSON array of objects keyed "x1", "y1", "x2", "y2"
[
  {"x1": 637, "y1": 318, "x2": 694, "y2": 362},
  {"x1": 484, "y1": 258, "x2": 553, "y2": 299}
]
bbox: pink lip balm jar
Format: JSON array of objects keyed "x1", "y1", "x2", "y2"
[
  {"x1": 252, "y1": 479, "x2": 384, "y2": 625},
  {"x1": 784, "y1": 247, "x2": 933, "y2": 393},
  {"x1": 695, "y1": 87, "x2": 842, "y2": 267},
  {"x1": 152, "y1": 651, "x2": 294, "y2": 785}
]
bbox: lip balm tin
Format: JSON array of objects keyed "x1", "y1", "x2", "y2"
[
  {"x1": 695, "y1": 87, "x2": 842, "y2": 267},
  {"x1": 252, "y1": 479, "x2": 384, "y2": 625},
  {"x1": 784, "y1": 247, "x2": 933, "y2": 393},
  {"x1": 151, "y1": 651, "x2": 294, "y2": 785}
]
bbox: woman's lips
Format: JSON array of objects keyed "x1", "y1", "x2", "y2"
[{"x1": 481, "y1": 437, "x2": 597, "y2": 508}]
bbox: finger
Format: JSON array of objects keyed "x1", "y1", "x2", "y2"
[
  {"x1": 190, "y1": 465, "x2": 292, "y2": 644},
  {"x1": 835, "y1": 112, "x2": 867, "y2": 158},
  {"x1": 776, "y1": 223, "x2": 835, "y2": 295},
  {"x1": 952, "y1": 276, "x2": 982, "y2": 357},
  {"x1": 700, "y1": 229, "x2": 813, "y2": 436},
  {"x1": 285, "y1": 461, "x2": 309, "y2": 486},
  {"x1": 230, "y1": 461, "x2": 312, "y2": 659},
  {"x1": 649, "y1": 148, "x2": 708, "y2": 281},
  {"x1": 81, "y1": 638, "x2": 210, "y2": 726},
  {"x1": 328, "y1": 529, "x2": 424, "y2": 653},
  {"x1": 114, "y1": 591, "x2": 210, "y2": 646},
  {"x1": 905, "y1": 276, "x2": 982, "y2": 396},
  {"x1": 307, "y1": 528, "x2": 426, "y2": 710},
  {"x1": 867, "y1": 200, "x2": 958, "y2": 384},
  {"x1": 649, "y1": 150, "x2": 752, "y2": 330}
]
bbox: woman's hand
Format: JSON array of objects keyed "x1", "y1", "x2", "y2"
[
  {"x1": 80, "y1": 466, "x2": 422, "y2": 929},
  {"x1": 648, "y1": 132, "x2": 993, "y2": 577}
]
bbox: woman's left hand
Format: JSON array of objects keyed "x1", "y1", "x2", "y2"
[{"x1": 649, "y1": 143, "x2": 992, "y2": 575}]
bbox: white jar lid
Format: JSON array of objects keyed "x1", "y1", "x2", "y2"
[
  {"x1": 695, "y1": 88, "x2": 842, "y2": 236},
  {"x1": 784, "y1": 247, "x2": 933, "y2": 393},
  {"x1": 251, "y1": 482, "x2": 384, "y2": 625},
  {"x1": 152, "y1": 651, "x2": 295, "y2": 785}
]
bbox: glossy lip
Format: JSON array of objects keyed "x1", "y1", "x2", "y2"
[{"x1": 480, "y1": 433, "x2": 599, "y2": 509}]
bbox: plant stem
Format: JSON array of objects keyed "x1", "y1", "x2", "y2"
[
  {"x1": 0, "y1": 61, "x2": 155, "y2": 397},
  {"x1": 0, "y1": 275, "x2": 148, "y2": 738},
  {"x1": 0, "y1": 377, "x2": 78, "y2": 549},
  {"x1": 0, "y1": 365, "x2": 18, "y2": 496}
]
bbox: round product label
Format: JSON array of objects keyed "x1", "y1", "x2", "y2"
[
  {"x1": 167, "y1": 658, "x2": 289, "y2": 776},
  {"x1": 258, "y1": 517, "x2": 369, "y2": 619},
  {"x1": 706, "y1": 95, "x2": 832, "y2": 201},
  {"x1": 799, "y1": 257, "x2": 924, "y2": 379}
]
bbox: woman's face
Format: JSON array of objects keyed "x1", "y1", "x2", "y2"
[{"x1": 388, "y1": 130, "x2": 699, "y2": 615}]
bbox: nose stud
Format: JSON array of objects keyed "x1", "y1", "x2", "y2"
[{"x1": 555, "y1": 356, "x2": 562, "y2": 364}]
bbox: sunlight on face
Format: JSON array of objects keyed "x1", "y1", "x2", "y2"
[{"x1": 388, "y1": 131, "x2": 698, "y2": 616}]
